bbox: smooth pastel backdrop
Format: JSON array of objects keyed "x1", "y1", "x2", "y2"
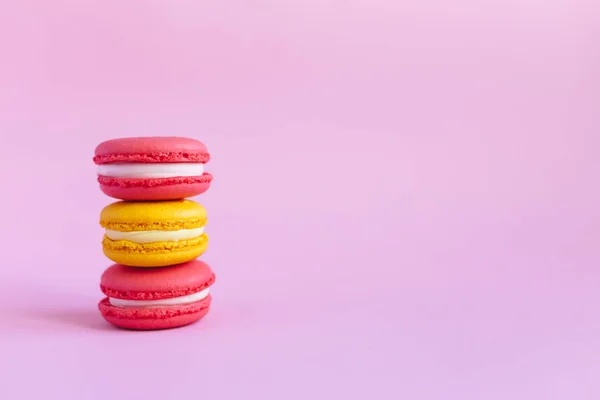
[{"x1": 0, "y1": 1, "x2": 599, "y2": 399}]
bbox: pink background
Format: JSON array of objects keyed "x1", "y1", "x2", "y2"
[{"x1": 1, "y1": 1, "x2": 599, "y2": 398}]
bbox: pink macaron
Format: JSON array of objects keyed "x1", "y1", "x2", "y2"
[
  {"x1": 98, "y1": 260, "x2": 216, "y2": 330},
  {"x1": 94, "y1": 137, "x2": 213, "y2": 200}
]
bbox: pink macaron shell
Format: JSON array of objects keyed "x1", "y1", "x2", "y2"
[
  {"x1": 94, "y1": 137, "x2": 209, "y2": 164},
  {"x1": 98, "y1": 173, "x2": 212, "y2": 201},
  {"x1": 98, "y1": 296, "x2": 212, "y2": 330},
  {"x1": 100, "y1": 260, "x2": 215, "y2": 301}
]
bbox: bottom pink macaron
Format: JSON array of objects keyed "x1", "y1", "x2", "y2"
[{"x1": 98, "y1": 259, "x2": 215, "y2": 330}]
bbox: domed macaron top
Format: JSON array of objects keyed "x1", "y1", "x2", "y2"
[
  {"x1": 100, "y1": 259, "x2": 215, "y2": 301},
  {"x1": 94, "y1": 136, "x2": 210, "y2": 164},
  {"x1": 100, "y1": 199, "x2": 207, "y2": 231}
]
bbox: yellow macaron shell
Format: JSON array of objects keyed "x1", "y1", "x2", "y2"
[
  {"x1": 102, "y1": 233, "x2": 209, "y2": 267},
  {"x1": 100, "y1": 199, "x2": 207, "y2": 231},
  {"x1": 100, "y1": 199, "x2": 208, "y2": 267}
]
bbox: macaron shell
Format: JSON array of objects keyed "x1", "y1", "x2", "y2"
[
  {"x1": 94, "y1": 137, "x2": 209, "y2": 164},
  {"x1": 99, "y1": 175, "x2": 212, "y2": 201},
  {"x1": 100, "y1": 199, "x2": 207, "y2": 231},
  {"x1": 100, "y1": 259, "x2": 215, "y2": 300},
  {"x1": 98, "y1": 296, "x2": 212, "y2": 330},
  {"x1": 102, "y1": 233, "x2": 209, "y2": 267}
]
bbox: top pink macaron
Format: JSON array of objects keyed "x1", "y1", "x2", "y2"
[{"x1": 94, "y1": 137, "x2": 213, "y2": 201}]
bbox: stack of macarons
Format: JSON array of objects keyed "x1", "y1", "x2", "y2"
[{"x1": 93, "y1": 137, "x2": 216, "y2": 330}]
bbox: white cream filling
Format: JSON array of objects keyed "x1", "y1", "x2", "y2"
[
  {"x1": 97, "y1": 163, "x2": 204, "y2": 178},
  {"x1": 105, "y1": 227, "x2": 205, "y2": 243},
  {"x1": 109, "y1": 288, "x2": 210, "y2": 308}
]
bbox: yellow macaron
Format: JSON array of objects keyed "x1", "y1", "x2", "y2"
[{"x1": 100, "y1": 200, "x2": 208, "y2": 267}]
